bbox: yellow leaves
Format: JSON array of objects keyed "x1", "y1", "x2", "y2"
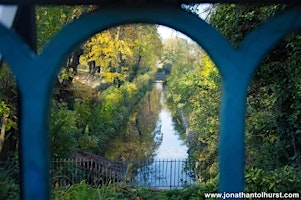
[
  {"x1": 105, "y1": 88, "x2": 123, "y2": 104},
  {"x1": 80, "y1": 29, "x2": 134, "y2": 77},
  {"x1": 200, "y1": 55, "x2": 217, "y2": 77},
  {"x1": 79, "y1": 24, "x2": 162, "y2": 85},
  {"x1": 197, "y1": 55, "x2": 219, "y2": 89},
  {"x1": 79, "y1": 55, "x2": 88, "y2": 66},
  {"x1": 60, "y1": 13, "x2": 67, "y2": 20},
  {"x1": 125, "y1": 83, "x2": 138, "y2": 98},
  {"x1": 101, "y1": 72, "x2": 125, "y2": 83},
  {"x1": 116, "y1": 40, "x2": 133, "y2": 59}
]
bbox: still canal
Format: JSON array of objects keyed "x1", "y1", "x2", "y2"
[
  {"x1": 134, "y1": 82, "x2": 194, "y2": 189},
  {"x1": 153, "y1": 82, "x2": 188, "y2": 160},
  {"x1": 105, "y1": 82, "x2": 194, "y2": 188}
]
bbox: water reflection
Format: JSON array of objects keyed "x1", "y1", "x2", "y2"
[
  {"x1": 154, "y1": 108, "x2": 188, "y2": 159},
  {"x1": 154, "y1": 82, "x2": 189, "y2": 159},
  {"x1": 104, "y1": 83, "x2": 162, "y2": 162},
  {"x1": 105, "y1": 82, "x2": 193, "y2": 188},
  {"x1": 132, "y1": 82, "x2": 193, "y2": 188}
]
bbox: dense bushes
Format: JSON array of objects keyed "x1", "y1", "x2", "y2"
[
  {"x1": 52, "y1": 181, "x2": 217, "y2": 200},
  {"x1": 164, "y1": 38, "x2": 221, "y2": 182},
  {"x1": 50, "y1": 72, "x2": 154, "y2": 158},
  {"x1": 0, "y1": 162, "x2": 19, "y2": 200},
  {"x1": 209, "y1": 3, "x2": 301, "y2": 191},
  {"x1": 164, "y1": 3, "x2": 301, "y2": 193},
  {"x1": 246, "y1": 166, "x2": 301, "y2": 193}
]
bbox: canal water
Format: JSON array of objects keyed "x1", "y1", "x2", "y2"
[
  {"x1": 153, "y1": 82, "x2": 188, "y2": 160},
  {"x1": 134, "y1": 82, "x2": 194, "y2": 189}
]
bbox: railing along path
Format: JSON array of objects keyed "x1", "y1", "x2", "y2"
[
  {"x1": 1, "y1": 159, "x2": 194, "y2": 189},
  {"x1": 51, "y1": 158, "x2": 194, "y2": 189}
]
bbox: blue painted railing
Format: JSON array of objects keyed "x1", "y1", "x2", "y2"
[{"x1": 0, "y1": 2, "x2": 300, "y2": 200}]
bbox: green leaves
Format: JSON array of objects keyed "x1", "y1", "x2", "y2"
[
  {"x1": 0, "y1": 101, "x2": 17, "y2": 133},
  {"x1": 50, "y1": 101, "x2": 80, "y2": 158},
  {"x1": 246, "y1": 166, "x2": 301, "y2": 192},
  {"x1": 0, "y1": 101, "x2": 10, "y2": 116},
  {"x1": 36, "y1": 6, "x2": 84, "y2": 52},
  {"x1": 52, "y1": 181, "x2": 218, "y2": 200},
  {"x1": 49, "y1": 71, "x2": 153, "y2": 157},
  {"x1": 164, "y1": 37, "x2": 221, "y2": 182},
  {"x1": 209, "y1": 4, "x2": 283, "y2": 47},
  {"x1": 209, "y1": 3, "x2": 301, "y2": 191}
]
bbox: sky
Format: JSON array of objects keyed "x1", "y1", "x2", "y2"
[
  {"x1": 0, "y1": 5, "x2": 17, "y2": 28},
  {"x1": 157, "y1": 25, "x2": 188, "y2": 41},
  {"x1": 157, "y1": 4, "x2": 212, "y2": 41}
]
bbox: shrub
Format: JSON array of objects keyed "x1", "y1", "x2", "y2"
[
  {"x1": 0, "y1": 162, "x2": 19, "y2": 200},
  {"x1": 246, "y1": 166, "x2": 301, "y2": 193}
]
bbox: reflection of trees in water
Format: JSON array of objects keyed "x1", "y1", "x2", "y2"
[
  {"x1": 104, "y1": 84, "x2": 162, "y2": 163},
  {"x1": 153, "y1": 123, "x2": 163, "y2": 148}
]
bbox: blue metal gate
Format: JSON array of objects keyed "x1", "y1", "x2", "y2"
[{"x1": 0, "y1": 1, "x2": 300, "y2": 199}]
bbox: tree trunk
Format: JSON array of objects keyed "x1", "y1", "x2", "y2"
[{"x1": 0, "y1": 114, "x2": 9, "y2": 153}]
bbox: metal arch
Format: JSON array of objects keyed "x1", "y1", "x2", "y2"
[
  {"x1": 41, "y1": 5, "x2": 235, "y2": 80},
  {"x1": 41, "y1": 8, "x2": 241, "y2": 196},
  {"x1": 0, "y1": 3, "x2": 300, "y2": 200},
  {"x1": 0, "y1": 23, "x2": 52, "y2": 200},
  {"x1": 42, "y1": 4, "x2": 301, "y2": 195},
  {"x1": 240, "y1": 6, "x2": 301, "y2": 75},
  {"x1": 218, "y1": 5, "x2": 301, "y2": 194},
  {"x1": 0, "y1": 24, "x2": 35, "y2": 76}
]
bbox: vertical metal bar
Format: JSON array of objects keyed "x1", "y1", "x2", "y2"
[
  {"x1": 159, "y1": 159, "x2": 161, "y2": 188},
  {"x1": 79, "y1": 158, "x2": 82, "y2": 184},
  {"x1": 155, "y1": 160, "x2": 158, "y2": 187},
  {"x1": 57, "y1": 159, "x2": 60, "y2": 187},
  {"x1": 72, "y1": 158, "x2": 75, "y2": 185},
  {"x1": 176, "y1": 160, "x2": 178, "y2": 188},
  {"x1": 19, "y1": 90, "x2": 50, "y2": 200},
  {"x1": 157, "y1": 160, "x2": 159, "y2": 188},
  {"x1": 169, "y1": 160, "x2": 172, "y2": 190},
  {"x1": 13, "y1": 6, "x2": 48, "y2": 198},
  {"x1": 174, "y1": 159, "x2": 177, "y2": 188},
  {"x1": 174, "y1": 159, "x2": 180, "y2": 188},
  {"x1": 219, "y1": 63, "x2": 249, "y2": 194},
  {"x1": 162, "y1": 159, "x2": 164, "y2": 188},
  {"x1": 74, "y1": 158, "x2": 76, "y2": 184},
  {"x1": 180, "y1": 160, "x2": 183, "y2": 187}
]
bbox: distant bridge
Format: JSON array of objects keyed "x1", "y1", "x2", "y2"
[{"x1": 154, "y1": 73, "x2": 169, "y2": 83}]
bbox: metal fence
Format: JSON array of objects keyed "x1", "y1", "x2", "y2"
[
  {"x1": 51, "y1": 158, "x2": 195, "y2": 189},
  {"x1": 1, "y1": 159, "x2": 195, "y2": 190},
  {"x1": 51, "y1": 158, "x2": 128, "y2": 187},
  {"x1": 128, "y1": 159, "x2": 195, "y2": 189}
]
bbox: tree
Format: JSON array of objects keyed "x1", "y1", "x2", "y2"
[
  {"x1": 163, "y1": 37, "x2": 221, "y2": 182},
  {"x1": 36, "y1": 6, "x2": 98, "y2": 106},
  {"x1": 0, "y1": 64, "x2": 18, "y2": 161},
  {"x1": 208, "y1": 4, "x2": 301, "y2": 190},
  {"x1": 80, "y1": 24, "x2": 163, "y2": 85}
]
